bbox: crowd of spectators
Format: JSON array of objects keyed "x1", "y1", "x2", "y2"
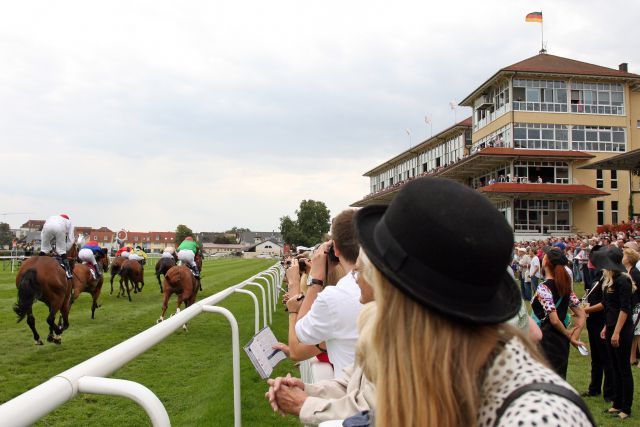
[{"x1": 265, "y1": 177, "x2": 601, "y2": 426}]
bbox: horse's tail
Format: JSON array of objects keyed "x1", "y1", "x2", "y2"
[{"x1": 13, "y1": 269, "x2": 40, "y2": 322}]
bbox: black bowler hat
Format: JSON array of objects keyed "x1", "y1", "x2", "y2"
[
  {"x1": 591, "y1": 246, "x2": 625, "y2": 273},
  {"x1": 542, "y1": 246, "x2": 569, "y2": 266},
  {"x1": 355, "y1": 177, "x2": 520, "y2": 324}
]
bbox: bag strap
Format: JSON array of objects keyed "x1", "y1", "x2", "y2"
[{"x1": 493, "y1": 382, "x2": 596, "y2": 427}]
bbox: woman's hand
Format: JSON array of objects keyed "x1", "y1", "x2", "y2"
[
  {"x1": 272, "y1": 343, "x2": 290, "y2": 358},
  {"x1": 611, "y1": 331, "x2": 620, "y2": 348},
  {"x1": 600, "y1": 326, "x2": 606, "y2": 340},
  {"x1": 274, "y1": 385, "x2": 308, "y2": 416},
  {"x1": 286, "y1": 293, "x2": 304, "y2": 313}
]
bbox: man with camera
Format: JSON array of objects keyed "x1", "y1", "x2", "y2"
[{"x1": 287, "y1": 209, "x2": 363, "y2": 380}]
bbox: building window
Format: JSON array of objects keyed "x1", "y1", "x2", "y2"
[
  {"x1": 513, "y1": 199, "x2": 571, "y2": 233},
  {"x1": 513, "y1": 161, "x2": 570, "y2": 184},
  {"x1": 597, "y1": 201, "x2": 605, "y2": 226},
  {"x1": 513, "y1": 79, "x2": 568, "y2": 112},
  {"x1": 611, "y1": 201, "x2": 619, "y2": 224},
  {"x1": 93, "y1": 235, "x2": 98, "y2": 240},
  {"x1": 513, "y1": 123, "x2": 569, "y2": 150},
  {"x1": 570, "y1": 82, "x2": 624, "y2": 115},
  {"x1": 472, "y1": 124, "x2": 512, "y2": 153},
  {"x1": 611, "y1": 169, "x2": 618, "y2": 189},
  {"x1": 596, "y1": 170, "x2": 604, "y2": 189},
  {"x1": 103, "y1": 236, "x2": 108, "y2": 241},
  {"x1": 134, "y1": 236, "x2": 138, "y2": 241},
  {"x1": 572, "y1": 126, "x2": 625, "y2": 152},
  {"x1": 637, "y1": 120, "x2": 640, "y2": 128}
]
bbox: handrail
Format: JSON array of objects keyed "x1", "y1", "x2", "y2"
[
  {"x1": 0, "y1": 263, "x2": 282, "y2": 427},
  {"x1": 234, "y1": 289, "x2": 260, "y2": 334}
]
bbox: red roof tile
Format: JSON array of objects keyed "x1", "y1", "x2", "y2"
[
  {"x1": 476, "y1": 147, "x2": 594, "y2": 159},
  {"x1": 479, "y1": 183, "x2": 608, "y2": 196},
  {"x1": 502, "y1": 54, "x2": 640, "y2": 78}
]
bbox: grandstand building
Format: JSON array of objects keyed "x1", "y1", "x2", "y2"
[{"x1": 352, "y1": 52, "x2": 640, "y2": 239}]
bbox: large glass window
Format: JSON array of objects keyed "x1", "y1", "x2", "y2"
[
  {"x1": 571, "y1": 126, "x2": 625, "y2": 152},
  {"x1": 570, "y1": 82, "x2": 624, "y2": 115},
  {"x1": 513, "y1": 123, "x2": 569, "y2": 150},
  {"x1": 474, "y1": 81, "x2": 510, "y2": 131},
  {"x1": 596, "y1": 169, "x2": 603, "y2": 189},
  {"x1": 597, "y1": 201, "x2": 604, "y2": 226},
  {"x1": 514, "y1": 199, "x2": 571, "y2": 233},
  {"x1": 471, "y1": 124, "x2": 512, "y2": 153},
  {"x1": 611, "y1": 169, "x2": 618, "y2": 189},
  {"x1": 513, "y1": 161, "x2": 570, "y2": 184},
  {"x1": 513, "y1": 79, "x2": 568, "y2": 112},
  {"x1": 612, "y1": 201, "x2": 619, "y2": 224}
]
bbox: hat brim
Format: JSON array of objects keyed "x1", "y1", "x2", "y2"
[
  {"x1": 355, "y1": 204, "x2": 522, "y2": 324},
  {"x1": 591, "y1": 249, "x2": 626, "y2": 273}
]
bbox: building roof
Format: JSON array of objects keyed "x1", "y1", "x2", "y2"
[
  {"x1": 202, "y1": 243, "x2": 249, "y2": 250},
  {"x1": 245, "y1": 239, "x2": 283, "y2": 252},
  {"x1": 579, "y1": 148, "x2": 640, "y2": 172},
  {"x1": 478, "y1": 183, "x2": 608, "y2": 199},
  {"x1": 363, "y1": 117, "x2": 472, "y2": 177},
  {"x1": 460, "y1": 53, "x2": 640, "y2": 106},
  {"x1": 237, "y1": 231, "x2": 283, "y2": 244},
  {"x1": 20, "y1": 219, "x2": 45, "y2": 230}
]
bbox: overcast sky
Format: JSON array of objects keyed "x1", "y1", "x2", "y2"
[{"x1": 1, "y1": 0, "x2": 638, "y2": 232}]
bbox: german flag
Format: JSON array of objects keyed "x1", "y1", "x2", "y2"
[{"x1": 525, "y1": 11, "x2": 543, "y2": 23}]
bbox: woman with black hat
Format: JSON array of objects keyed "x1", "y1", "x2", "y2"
[
  {"x1": 531, "y1": 246, "x2": 586, "y2": 379},
  {"x1": 593, "y1": 246, "x2": 635, "y2": 420},
  {"x1": 354, "y1": 177, "x2": 594, "y2": 426}
]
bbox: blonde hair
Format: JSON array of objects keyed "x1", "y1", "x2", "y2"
[
  {"x1": 623, "y1": 247, "x2": 640, "y2": 266},
  {"x1": 355, "y1": 302, "x2": 377, "y2": 381},
  {"x1": 603, "y1": 268, "x2": 637, "y2": 293},
  {"x1": 362, "y1": 254, "x2": 540, "y2": 427}
]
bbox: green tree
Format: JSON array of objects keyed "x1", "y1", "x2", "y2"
[
  {"x1": 0, "y1": 222, "x2": 12, "y2": 248},
  {"x1": 175, "y1": 224, "x2": 194, "y2": 245},
  {"x1": 214, "y1": 235, "x2": 235, "y2": 244},
  {"x1": 279, "y1": 200, "x2": 330, "y2": 247},
  {"x1": 226, "y1": 227, "x2": 251, "y2": 234}
]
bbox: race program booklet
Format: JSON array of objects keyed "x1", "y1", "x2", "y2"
[{"x1": 243, "y1": 326, "x2": 286, "y2": 379}]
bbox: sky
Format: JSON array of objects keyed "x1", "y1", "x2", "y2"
[{"x1": 1, "y1": 0, "x2": 638, "y2": 233}]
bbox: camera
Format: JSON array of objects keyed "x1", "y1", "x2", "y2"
[
  {"x1": 298, "y1": 258, "x2": 307, "y2": 272},
  {"x1": 327, "y1": 244, "x2": 339, "y2": 263}
]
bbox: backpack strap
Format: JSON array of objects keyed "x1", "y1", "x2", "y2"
[{"x1": 493, "y1": 382, "x2": 596, "y2": 427}]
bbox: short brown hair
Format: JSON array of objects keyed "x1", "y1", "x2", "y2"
[{"x1": 331, "y1": 209, "x2": 359, "y2": 264}]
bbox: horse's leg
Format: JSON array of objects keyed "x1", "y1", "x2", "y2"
[
  {"x1": 158, "y1": 288, "x2": 170, "y2": 323},
  {"x1": 124, "y1": 277, "x2": 132, "y2": 302},
  {"x1": 91, "y1": 283, "x2": 103, "y2": 319},
  {"x1": 176, "y1": 295, "x2": 188, "y2": 331},
  {"x1": 26, "y1": 311, "x2": 42, "y2": 345},
  {"x1": 46, "y1": 307, "x2": 62, "y2": 344},
  {"x1": 110, "y1": 273, "x2": 115, "y2": 295},
  {"x1": 60, "y1": 289, "x2": 71, "y2": 332}
]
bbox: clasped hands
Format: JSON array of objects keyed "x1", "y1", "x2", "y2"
[{"x1": 265, "y1": 373, "x2": 308, "y2": 417}]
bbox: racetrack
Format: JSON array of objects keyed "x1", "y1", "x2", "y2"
[{"x1": 0, "y1": 258, "x2": 299, "y2": 426}]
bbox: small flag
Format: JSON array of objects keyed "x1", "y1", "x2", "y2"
[
  {"x1": 424, "y1": 116, "x2": 431, "y2": 124},
  {"x1": 405, "y1": 129, "x2": 411, "y2": 136},
  {"x1": 525, "y1": 12, "x2": 543, "y2": 23},
  {"x1": 449, "y1": 101, "x2": 456, "y2": 110}
]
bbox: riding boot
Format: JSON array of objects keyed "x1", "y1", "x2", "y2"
[
  {"x1": 191, "y1": 264, "x2": 200, "y2": 279},
  {"x1": 39, "y1": 251, "x2": 46, "y2": 256},
  {"x1": 61, "y1": 257, "x2": 73, "y2": 280},
  {"x1": 95, "y1": 263, "x2": 103, "y2": 277}
]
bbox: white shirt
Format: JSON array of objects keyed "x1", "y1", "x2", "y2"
[
  {"x1": 529, "y1": 255, "x2": 541, "y2": 279},
  {"x1": 295, "y1": 272, "x2": 362, "y2": 379}
]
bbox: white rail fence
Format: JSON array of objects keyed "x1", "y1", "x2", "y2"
[{"x1": 0, "y1": 263, "x2": 284, "y2": 427}]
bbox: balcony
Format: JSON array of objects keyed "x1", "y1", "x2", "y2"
[{"x1": 478, "y1": 182, "x2": 609, "y2": 201}]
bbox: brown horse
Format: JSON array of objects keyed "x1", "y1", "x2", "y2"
[
  {"x1": 155, "y1": 256, "x2": 176, "y2": 293},
  {"x1": 14, "y1": 244, "x2": 78, "y2": 345},
  {"x1": 158, "y1": 265, "x2": 200, "y2": 329},
  {"x1": 110, "y1": 256, "x2": 126, "y2": 295},
  {"x1": 118, "y1": 259, "x2": 145, "y2": 302},
  {"x1": 71, "y1": 252, "x2": 110, "y2": 319}
]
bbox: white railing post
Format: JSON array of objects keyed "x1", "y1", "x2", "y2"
[
  {"x1": 77, "y1": 377, "x2": 170, "y2": 427},
  {"x1": 202, "y1": 306, "x2": 241, "y2": 427},
  {"x1": 255, "y1": 276, "x2": 273, "y2": 323},
  {"x1": 266, "y1": 270, "x2": 280, "y2": 304},
  {"x1": 245, "y1": 282, "x2": 268, "y2": 328},
  {"x1": 234, "y1": 289, "x2": 260, "y2": 334}
]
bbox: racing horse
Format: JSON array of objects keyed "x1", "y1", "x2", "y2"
[
  {"x1": 13, "y1": 243, "x2": 78, "y2": 345},
  {"x1": 118, "y1": 259, "x2": 145, "y2": 302},
  {"x1": 71, "y1": 251, "x2": 110, "y2": 319},
  {"x1": 109, "y1": 256, "x2": 126, "y2": 295},
  {"x1": 157, "y1": 265, "x2": 200, "y2": 330},
  {"x1": 155, "y1": 256, "x2": 176, "y2": 293}
]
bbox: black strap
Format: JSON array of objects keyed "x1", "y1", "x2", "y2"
[{"x1": 493, "y1": 382, "x2": 596, "y2": 427}]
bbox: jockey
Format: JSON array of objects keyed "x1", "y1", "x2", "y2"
[
  {"x1": 79, "y1": 240, "x2": 105, "y2": 278},
  {"x1": 178, "y1": 236, "x2": 200, "y2": 278},
  {"x1": 39, "y1": 214, "x2": 75, "y2": 279},
  {"x1": 129, "y1": 246, "x2": 147, "y2": 266},
  {"x1": 161, "y1": 246, "x2": 177, "y2": 261},
  {"x1": 116, "y1": 246, "x2": 131, "y2": 258}
]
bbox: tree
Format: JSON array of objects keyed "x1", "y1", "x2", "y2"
[
  {"x1": 279, "y1": 200, "x2": 330, "y2": 247},
  {"x1": 175, "y1": 224, "x2": 194, "y2": 245},
  {"x1": 214, "y1": 235, "x2": 235, "y2": 244},
  {"x1": 226, "y1": 227, "x2": 251, "y2": 234},
  {"x1": 0, "y1": 222, "x2": 12, "y2": 248}
]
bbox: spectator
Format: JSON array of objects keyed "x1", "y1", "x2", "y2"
[
  {"x1": 531, "y1": 247, "x2": 586, "y2": 379},
  {"x1": 293, "y1": 209, "x2": 363, "y2": 379},
  {"x1": 592, "y1": 247, "x2": 635, "y2": 420},
  {"x1": 529, "y1": 247, "x2": 542, "y2": 295},
  {"x1": 351, "y1": 177, "x2": 594, "y2": 426},
  {"x1": 622, "y1": 248, "x2": 640, "y2": 366}
]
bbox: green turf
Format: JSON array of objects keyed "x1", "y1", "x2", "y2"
[{"x1": 0, "y1": 258, "x2": 299, "y2": 426}]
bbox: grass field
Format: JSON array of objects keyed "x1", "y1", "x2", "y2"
[
  {"x1": 0, "y1": 258, "x2": 299, "y2": 426},
  {"x1": 1, "y1": 259, "x2": 639, "y2": 426}
]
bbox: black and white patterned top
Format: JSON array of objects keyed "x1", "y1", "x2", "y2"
[{"x1": 477, "y1": 338, "x2": 591, "y2": 426}]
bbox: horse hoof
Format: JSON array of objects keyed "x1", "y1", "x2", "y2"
[
  {"x1": 156, "y1": 317, "x2": 163, "y2": 324},
  {"x1": 47, "y1": 335, "x2": 54, "y2": 343},
  {"x1": 182, "y1": 324, "x2": 188, "y2": 332},
  {"x1": 35, "y1": 339, "x2": 43, "y2": 346},
  {"x1": 52, "y1": 337, "x2": 62, "y2": 345}
]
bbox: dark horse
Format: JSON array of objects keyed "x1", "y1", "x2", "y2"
[
  {"x1": 14, "y1": 244, "x2": 78, "y2": 345},
  {"x1": 118, "y1": 259, "x2": 145, "y2": 302},
  {"x1": 110, "y1": 256, "x2": 126, "y2": 295},
  {"x1": 155, "y1": 256, "x2": 176, "y2": 293},
  {"x1": 158, "y1": 265, "x2": 200, "y2": 330},
  {"x1": 72, "y1": 251, "x2": 110, "y2": 319}
]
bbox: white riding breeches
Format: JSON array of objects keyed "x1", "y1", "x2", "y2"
[
  {"x1": 129, "y1": 253, "x2": 143, "y2": 262},
  {"x1": 121, "y1": 251, "x2": 130, "y2": 258},
  {"x1": 178, "y1": 249, "x2": 196, "y2": 267},
  {"x1": 41, "y1": 223, "x2": 72, "y2": 255},
  {"x1": 78, "y1": 248, "x2": 97, "y2": 266},
  {"x1": 161, "y1": 252, "x2": 173, "y2": 259}
]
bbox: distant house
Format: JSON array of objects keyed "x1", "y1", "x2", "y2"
[
  {"x1": 243, "y1": 239, "x2": 283, "y2": 258},
  {"x1": 237, "y1": 231, "x2": 283, "y2": 246},
  {"x1": 202, "y1": 243, "x2": 249, "y2": 255},
  {"x1": 20, "y1": 219, "x2": 45, "y2": 232},
  {"x1": 197, "y1": 232, "x2": 237, "y2": 244}
]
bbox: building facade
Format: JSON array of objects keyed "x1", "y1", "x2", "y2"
[{"x1": 352, "y1": 53, "x2": 640, "y2": 239}]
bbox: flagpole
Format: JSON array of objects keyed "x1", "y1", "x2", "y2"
[{"x1": 540, "y1": 10, "x2": 545, "y2": 53}]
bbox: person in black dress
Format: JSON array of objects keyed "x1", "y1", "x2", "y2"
[{"x1": 593, "y1": 246, "x2": 635, "y2": 421}]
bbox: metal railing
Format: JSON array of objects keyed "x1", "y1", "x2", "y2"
[{"x1": 0, "y1": 263, "x2": 284, "y2": 427}]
